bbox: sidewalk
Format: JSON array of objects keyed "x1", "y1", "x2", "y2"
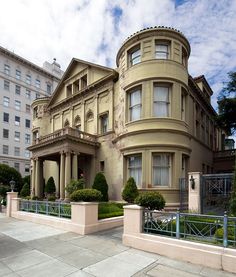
[{"x1": 0, "y1": 213, "x2": 234, "y2": 277}]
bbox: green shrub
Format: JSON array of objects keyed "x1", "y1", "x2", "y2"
[
  {"x1": 215, "y1": 227, "x2": 235, "y2": 241},
  {"x1": 98, "y1": 202, "x2": 124, "y2": 219},
  {"x1": 92, "y1": 172, "x2": 108, "y2": 201},
  {"x1": 45, "y1": 177, "x2": 56, "y2": 194},
  {"x1": 0, "y1": 184, "x2": 10, "y2": 197},
  {"x1": 47, "y1": 195, "x2": 56, "y2": 202},
  {"x1": 122, "y1": 177, "x2": 139, "y2": 203},
  {"x1": 20, "y1": 183, "x2": 30, "y2": 197},
  {"x1": 65, "y1": 178, "x2": 85, "y2": 195},
  {"x1": 229, "y1": 198, "x2": 236, "y2": 216},
  {"x1": 135, "y1": 191, "x2": 165, "y2": 210},
  {"x1": 70, "y1": 189, "x2": 102, "y2": 202},
  {"x1": 32, "y1": 196, "x2": 39, "y2": 200},
  {"x1": 0, "y1": 164, "x2": 23, "y2": 192},
  {"x1": 22, "y1": 175, "x2": 30, "y2": 186}
]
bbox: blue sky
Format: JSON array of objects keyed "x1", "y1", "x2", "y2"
[{"x1": 0, "y1": 0, "x2": 236, "y2": 116}]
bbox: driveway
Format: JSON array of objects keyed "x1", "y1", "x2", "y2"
[{"x1": 0, "y1": 213, "x2": 233, "y2": 277}]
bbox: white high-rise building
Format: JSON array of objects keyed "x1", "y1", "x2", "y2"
[{"x1": 0, "y1": 46, "x2": 63, "y2": 177}]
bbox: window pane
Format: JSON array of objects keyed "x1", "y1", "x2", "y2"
[
  {"x1": 153, "y1": 86, "x2": 169, "y2": 117},
  {"x1": 130, "y1": 89, "x2": 141, "y2": 121},
  {"x1": 153, "y1": 154, "x2": 170, "y2": 186},
  {"x1": 130, "y1": 49, "x2": 141, "y2": 65},
  {"x1": 156, "y1": 44, "x2": 168, "y2": 59},
  {"x1": 128, "y1": 156, "x2": 142, "y2": 187}
]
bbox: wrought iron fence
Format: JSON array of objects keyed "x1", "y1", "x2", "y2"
[
  {"x1": 19, "y1": 199, "x2": 71, "y2": 219},
  {"x1": 143, "y1": 210, "x2": 236, "y2": 248}
]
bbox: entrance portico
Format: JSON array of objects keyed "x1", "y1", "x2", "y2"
[{"x1": 28, "y1": 127, "x2": 99, "y2": 199}]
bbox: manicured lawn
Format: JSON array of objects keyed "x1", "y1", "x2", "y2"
[{"x1": 98, "y1": 202, "x2": 124, "y2": 219}]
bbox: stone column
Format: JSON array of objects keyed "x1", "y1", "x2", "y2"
[
  {"x1": 59, "y1": 152, "x2": 65, "y2": 199},
  {"x1": 72, "y1": 153, "x2": 78, "y2": 180},
  {"x1": 56, "y1": 161, "x2": 60, "y2": 198},
  {"x1": 65, "y1": 152, "x2": 71, "y2": 198},
  {"x1": 188, "y1": 172, "x2": 202, "y2": 213},
  {"x1": 6, "y1": 192, "x2": 18, "y2": 217},
  {"x1": 123, "y1": 205, "x2": 143, "y2": 235},
  {"x1": 31, "y1": 159, "x2": 36, "y2": 197},
  {"x1": 35, "y1": 158, "x2": 41, "y2": 197}
]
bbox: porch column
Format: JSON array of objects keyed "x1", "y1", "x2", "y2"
[
  {"x1": 72, "y1": 153, "x2": 79, "y2": 180},
  {"x1": 65, "y1": 151, "x2": 72, "y2": 198},
  {"x1": 35, "y1": 158, "x2": 42, "y2": 197},
  {"x1": 188, "y1": 172, "x2": 202, "y2": 213},
  {"x1": 60, "y1": 152, "x2": 65, "y2": 199},
  {"x1": 31, "y1": 159, "x2": 36, "y2": 197},
  {"x1": 56, "y1": 161, "x2": 60, "y2": 198}
]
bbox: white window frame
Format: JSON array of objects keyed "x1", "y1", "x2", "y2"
[
  {"x1": 128, "y1": 155, "x2": 142, "y2": 188},
  {"x1": 16, "y1": 69, "x2": 21, "y2": 80},
  {"x1": 3, "y1": 96, "x2": 10, "y2": 107},
  {"x1": 15, "y1": 116, "x2": 20, "y2": 126},
  {"x1": 129, "y1": 46, "x2": 141, "y2": 66},
  {"x1": 3, "y1": 145, "x2": 9, "y2": 155},
  {"x1": 4, "y1": 80, "x2": 10, "y2": 90},
  {"x1": 4, "y1": 64, "x2": 10, "y2": 75},
  {"x1": 15, "y1": 100, "x2": 21, "y2": 110},
  {"x1": 15, "y1": 85, "x2": 21, "y2": 95},
  {"x1": 15, "y1": 131, "x2": 20, "y2": 142},
  {"x1": 26, "y1": 74, "x2": 31, "y2": 85},
  {"x1": 129, "y1": 87, "x2": 142, "y2": 121},
  {"x1": 25, "y1": 134, "x2": 31, "y2": 144},
  {"x1": 152, "y1": 153, "x2": 171, "y2": 187},
  {"x1": 155, "y1": 42, "x2": 169, "y2": 59},
  {"x1": 153, "y1": 84, "x2": 170, "y2": 117}
]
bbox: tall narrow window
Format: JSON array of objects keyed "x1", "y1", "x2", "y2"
[
  {"x1": 153, "y1": 154, "x2": 171, "y2": 186},
  {"x1": 4, "y1": 80, "x2": 10, "y2": 90},
  {"x1": 100, "y1": 113, "x2": 108, "y2": 134},
  {"x1": 3, "y1": 129, "x2": 9, "y2": 139},
  {"x1": 3, "y1": 96, "x2": 10, "y2": 107},
  {"x1": 14, "y1": 147, "x2": 20, "y2": 156},
  {"x1": 14, "y1": 163, "x2": 20, "y2": 171},
  {"x1": 66, "y1": 84, "x2": 72, "y2": 97},
  {"x1": 129, "y1": 87, "x2": 141, "y2": 121},
  {"x1": 26, "y1": 89, "x2": 31, "y2": 99},
  {"x1": 25, "y1": 134, "x2": 31, "y2": 144},
  {"x1": 3, "y1": 112, "x2": 9, "y2": 123},
  {"x1": 15, "y1": 100, "x2": 21, "y2": 110},
  {"x1": 47, "y1": 84, "x2": 52, "y2": 94},
  {"x1": 26, "y1": 74, "x2": 31, "y2": 84},
  {"x1": 155, "y1": 43, "x2": 169, "y2": 59},
  {"x1": 15, "y1": 131, "x2": 20, "y2": 142},
  {"x1": 153, "y1": 85, "x2": 170, "y2": 117},
  {"x1": 129, "y1": 46, "x2": 141, "y2": 66},
  {"x1": 3, "y1": 145, "x2": 9, "y2": 155},
  {"x1": 15, "y1": 85, "x2": 21, "y2": 95},
  {"x1": 35, "y1": 79, "x2": 40, "y2": 88},
  {"x1": 181, "y1": 89, "x2": 187, "y2": 120},
  {"x1": 4, "y1": 64, "x2": 10, "y2": 75},
  {"x1": 74, "y1": 116, "x2": 81, "y2": 131},
  {"x1": 128, "y1": 155, "x2": 142, "y2": 187},
  {"x1": 15, "y1": 116, "x2": 20, "y2": 126},
  {"x1": 16, "y1": 69, "x2": 21, "y2": 80},
  {"x1": 81, "y1": 75, "x2": 87, "y2": 89}
]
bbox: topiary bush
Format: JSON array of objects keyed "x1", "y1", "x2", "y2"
[
  {"x1": 45, "y1": 177, "x2": 56, "y2": 195},
  {"x1": 92, "y1": 172, "x2": 108, "y2": 201},
  {"x1": 135, "y1": 191, "x2": 165, "y2": 210},
  {"x1": 20, "y1": 183, "x2": 30, "y2": 197},
  {"x1": 65, "y1": 178, "x2": 85, "y2": 195},
  {"x1": 47, "y1": 195, "x2": 56, "y2": 202},
  {"x1": 70, "y1": 189, "x2": 102, "y2": 202},
  {"x1": 0, "y1": 184, "x2": 10, "y2": 198},
  {"x1": 122, "y1": 177, "x2": 139, "y2": 203}
]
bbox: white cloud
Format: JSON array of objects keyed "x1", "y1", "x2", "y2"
[{"x1": 0, "y1": 0, "x2": 236, "y2": 107}]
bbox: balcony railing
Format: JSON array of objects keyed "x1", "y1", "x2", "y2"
[
  {"x1": 33, "y1": 127, "x2": 97, "y2": 145},
  {"x1": 214, "y1": 149, "x2": 236, "y2": 159}
]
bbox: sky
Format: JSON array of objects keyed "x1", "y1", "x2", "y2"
[{"x1": 1, "y1": 0, "x2": 236, "y2": 114}]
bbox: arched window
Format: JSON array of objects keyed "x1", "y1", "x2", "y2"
[{"x1": 74, "y1": 115, "x2": 81, "y2": 130}]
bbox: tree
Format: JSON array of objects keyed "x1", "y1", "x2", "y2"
[
  {"x1": 122, "y1": 177, "x2": 139, "y2": 203},
  {"x1": 0, "y1": 164, "x2": 23, "y2": 192},
  {"x1": 20, "y1": 183, "x2": 30, "y2": 197},
  {"x1": 217, "y1": 72, "x2": 236, "y2": 136},
  {"x1": 65, "y1": 178, "x2": 85, "y2": 195},
  {"x1": 92, "y1": 172, "x2": 109, "y2": 201}
]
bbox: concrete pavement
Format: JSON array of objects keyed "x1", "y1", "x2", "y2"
[{"x1": 0, "y1": 213, "x2": 234, "y2": 277}]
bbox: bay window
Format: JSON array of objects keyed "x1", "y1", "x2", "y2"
[
  {"x1": 155, "y1": 43, "x2": 169, "y2": 59},
  {"x1": 153, "y1": 85, "x2": 170, "y2": 117},
  {"x1": 153, "y1": 154, "x2": 171, "y2": 186},
  {"x1": 128, "y1": 155, "x2": 142, "y2": 187}
]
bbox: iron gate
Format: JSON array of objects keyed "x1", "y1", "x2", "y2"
[
  {"x1": 201, "y1": 173, "x2": 233, "y2": 215},
  {"x1": 179, "y1": 178, "x2": 188, "y2": 211}
]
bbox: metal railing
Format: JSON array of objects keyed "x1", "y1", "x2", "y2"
[
  {"x1": 143, "y1": 210, "x2": 236, "y2": 248},
  {"x1": 19, "y1": 199, "x2": 71, "y2": 219}
]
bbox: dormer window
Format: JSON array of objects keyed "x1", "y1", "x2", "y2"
[
  {"x1": 129, "y1": 45, "x2": 141, "y2": 66},
  {"x1": 155, "y1": 42, "x2": 169, "y2": 59}
]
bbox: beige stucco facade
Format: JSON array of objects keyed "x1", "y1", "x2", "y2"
[{"x1": 29, "y1": 27, "x2": 223, "y2": 206}]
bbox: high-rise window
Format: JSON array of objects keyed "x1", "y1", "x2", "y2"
[
  {"x1": 15, "y1": 85, "x2": 21, "y2": 95},
  {"x1": 153, "y1": 85, "x2": 170, "y2": 117},
  {"x1": 25, "y1": 134, "x2": 30, "y2": 144},
  {"x1": 4, "y1": 64, "x2": 10, "y2": 75},
  {"x1": 15, "y1": 131, "x2": 20, "y2": 141},
  {"x1": 25, "y1": 119, "x2": 30, "y2": 128},
  {"x1": 3, "y1": 112, "x2": 9, "y2": 123},
  {"x1": 128, "y1": 155, "x2": 142, "y2": 188},
  {"x1": 26, "y1": 74, "x2": 31, "y2": 84},
  {"x1": 25, "y1": 164, "x2": 30, "y2": 173},
  {"x1": 16, "y1": 69, "x2": 21, "y2": 80},
  {"x1": 26, "y1": 89, "x2": 31, "y2": 99},
  {"x1": 15, "y1": 116, "x2": 20, "y2": 126},
  {"x1": 3, "y1": 145, "x2": 9, "y2": 155},
  {"x1": 36, "y1": 92, "x2": 40, "y2": 99},
  {"x1": 47, "y1": 84, "x2": 52, "y2": 94},
  {"x1": 14, "y1": 162, "x2": 20, "y2": 171},
  {"x1": 155, "y1": 43, "x2": 169, "y2": 59},
  {"x1": 26, "y1": 104, "x2": 31, "y2": 113},
  {"x1": 14, "y1": 147, "x2": 20, "y2": 156},
  {"x1": 3, "y1": 129, "x2": 9, "y2": 139},
  {"x1": 25, "y1": 150, "x2": 30, "y2": 158},
  {"x1": 35, "y1": 79, "x2": 40, "y2": 88},
  {"x1": 3, "y1": 96, "x2": 10, "y2": 107},
  {"x1": 153, "y1": 154, "x2": 171, "y2": 186},
  {"x1": 129, "y1": 46, "x2": 141, "y2": 66},
  {"x1": 15, "y1": 100, "x2": 21, "y2": 110},
  {"x1": 4, "y1": 80, "x2": 10, "y2": 90},
  {"x1": 129, "y1": 87, "x2": 142, "y2": 121}
]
